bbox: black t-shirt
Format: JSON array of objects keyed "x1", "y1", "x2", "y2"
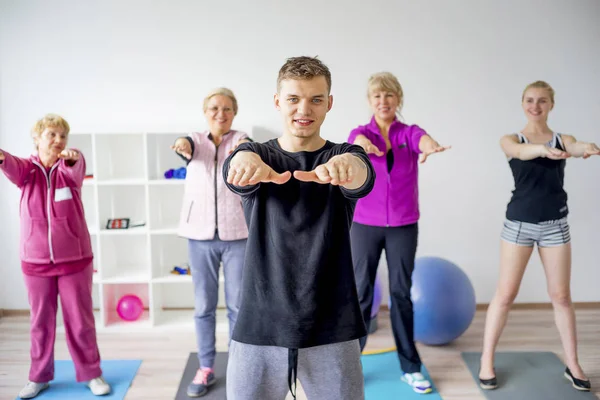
[
  {"x1": 223, "y1": 139, "x2": 375, "y2": 349},
  {"x1": 506, "y1": 132, "x2": 568, "y2": 223}
]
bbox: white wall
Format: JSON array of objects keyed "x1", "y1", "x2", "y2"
[{"x1": 1, "y1": 0, "x2": 599, "y2": 309}]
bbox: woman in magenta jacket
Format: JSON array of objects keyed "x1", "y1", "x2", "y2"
[
  {"x1": 0, "y1": 114, "x2": 110, "y2": 399},
  {"x1": 348, "y1": 72, "x2": 449, "y2": 395}
]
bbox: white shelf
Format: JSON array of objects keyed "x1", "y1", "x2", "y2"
[
  {"x1": 96, "y1": 179, "x2": 146, "y2": 186},
  {"x1": 102, "y1": 271, "x2": 151, "y2": 283},
  {"x1": 99, "y1": 227, "x2": 148, "y2": 235},
  {"x1": 152, "y1": 274, "x2": 192, "y2": 283},
  {"x1": 150, "y1": 228, "x2": 178, "y2": 235},
  {"x1": 148, "y1": 179, "x2": 185, "y2": 185},
  {"x1": 70, "y1": 130, "x2": 246, "y2": 330}
]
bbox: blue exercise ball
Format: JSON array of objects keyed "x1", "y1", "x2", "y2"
[{"x1": 389, "y1": 256, "x2": 476, "y2": 345}]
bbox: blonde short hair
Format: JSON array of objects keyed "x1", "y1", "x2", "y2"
[
  {"x1": 31, "y1": 113, "x2": 70, "y2": 143},
  {"x1": 522, "y1": 80, "x2": 555, "y2": 104},
  {"x1": 367, "y1": 72, "x2": 404, "y2": 113},
  {"x1": 203, "y1": 88, "x2": 238, "y2": 115}
]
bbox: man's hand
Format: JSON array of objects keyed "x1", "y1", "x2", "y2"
[
  {"x1": 294, "y1": 153, "x2": 366, "y2": 188},
  {"x1": 171, "y1": 138, "x2": 192, "y2": 160},
  {"x1": 227, "y1": 151, "x2": 291, "y2": 186}
]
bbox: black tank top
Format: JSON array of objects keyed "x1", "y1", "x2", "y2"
[{"x1": 505, "y1": 132, "x2": 568, "y2": 223}]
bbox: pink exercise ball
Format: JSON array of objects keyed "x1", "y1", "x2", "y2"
[{"x1": 116, "y1": 294, "x2": 144, "y2": 321}]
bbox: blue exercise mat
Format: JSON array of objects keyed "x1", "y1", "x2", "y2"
[
  {"x1": 15, "y1": 359, "x2": 142, "y2": 399},
  {"x1": 361, "y1": 351, "x2": 442, "y2": 399}
]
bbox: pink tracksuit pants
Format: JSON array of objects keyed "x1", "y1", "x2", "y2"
[{"x1": 23, "y1": 264, "x2": 102, "y2": 382}]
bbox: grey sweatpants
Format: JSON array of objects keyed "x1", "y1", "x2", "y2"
[{"x1": 226, "y1": 339, "x2": 364, "y2": 400}]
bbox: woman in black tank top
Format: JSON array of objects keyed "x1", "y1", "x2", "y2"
[{"x1": 478, "y1": 81, "x2": 599, "y2": 392}]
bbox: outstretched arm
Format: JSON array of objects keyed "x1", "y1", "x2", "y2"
[
  {"x1": 0, "y1": 149, "x2": 32, "y2": 187},
  {"x1": 56, "y1": 149, "x2": 86, "y2": 187},
  {"x1": 226, "y1": 151, "x2": 291, "y2": 187},
  {"x1": 294, "y1": 153, "x2": 369, "y2": 190},
  {"x1": 418, "y1": 134, "x2": 451, "y2": 163},
  {"x1": 500, "y1": 134, "x2": 570, "y2": 160},
  {"x1": 352, "y1": 134, "x2": 384, "y2": 157},
  {"x1": 171, "y1": 137, "x2": 194, "y2": 161},
  {"x1": 561, "y1": 135, "x2": 600, "y2": 159}
]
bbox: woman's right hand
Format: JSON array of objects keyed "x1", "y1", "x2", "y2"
[
  {"x1": 539, "y1": 145, "x2": 570, "y2": 160},
  {"x1": 171, "y1": 138, "x2": 192, "y2": 160},
  {"x1": 354, "y1": 135, "x2": 384, "y2": 156},
  {"x1": 0, "y1": 150, "x2": 4, "y2": 162}
]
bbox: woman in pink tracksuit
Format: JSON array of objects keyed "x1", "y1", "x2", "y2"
[
  {"x1": 171, "y1": 88, "x2": 250, "y2": 398},
  {"x1": 0, "y1": 114, "x2": 111, "y2": 399}
]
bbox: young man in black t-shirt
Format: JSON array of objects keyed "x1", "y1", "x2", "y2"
[{"x1": 223, "y1": 56, "x2": 375, "y2": 400}]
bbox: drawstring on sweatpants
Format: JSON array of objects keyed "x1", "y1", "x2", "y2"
[{"x1": 288, "y1": 348, "x2": 298, "y2": 399}]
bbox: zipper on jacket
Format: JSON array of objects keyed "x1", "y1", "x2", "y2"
[
  {"x1": 378, "y1": 130, "x2": 392, "y2": 227},
  {"x1": 214, "y1": 143, "x2": 219, "y2": 238},
  {"x1": 385, "y1": 136, "x2": 391, "y2": 227},
  {"x1": 386, "y1": 172, "x2": 390, "y2": 227},
  {"x1": 32, "y1": 160, "x2": 59, "y2": 262},
  {"x1": 186, "y1": 200, "x2": 194, "y2": 223}
]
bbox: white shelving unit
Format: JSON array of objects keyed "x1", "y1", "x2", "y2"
[{"x1": 68, "y1": 132, "x2": 200, "y2": 331}]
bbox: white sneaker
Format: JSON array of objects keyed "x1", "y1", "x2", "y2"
[
  {"x1": 87, "y1": 376, "x2": 111, "y2": 396},
  {"x1": 401, "y1": 372, "x2": 433, "y2": 394},
  {"x1": 18, "y1": 381, "x2": 49, "y2": 399}
]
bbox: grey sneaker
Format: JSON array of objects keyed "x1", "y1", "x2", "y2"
[
  {"x1": 87, "y1": 376, "x2": 111, "y2": 396},
  {"x1": 18, "y1": 381, "x2": 49, "y2": 399},
  {"x1": 187, "y1": 368, "x2": 216, "y2": 397}
]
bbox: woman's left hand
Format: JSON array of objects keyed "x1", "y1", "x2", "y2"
[
  {"x1": 419, "y1": 143, "x2": 451, "y2": 164},
  {"x1": 583, "y1": 143, "x2": 600, "y2": 159}
]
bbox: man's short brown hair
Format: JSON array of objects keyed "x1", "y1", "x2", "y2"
[{"x1": 277, "y1": 56, "x2": 332, "y2": 94}]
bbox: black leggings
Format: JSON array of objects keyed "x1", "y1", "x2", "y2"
[{"x1": 350, "y1": 222, "x2": 421, "y2": 373}]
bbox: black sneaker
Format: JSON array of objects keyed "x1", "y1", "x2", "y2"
[
  {"x1": 478, "y1": 369, "x2": 497, "y2": 390},
  {"x1": 564, "y1": 367, "x2": 591, "y2": 391}
]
